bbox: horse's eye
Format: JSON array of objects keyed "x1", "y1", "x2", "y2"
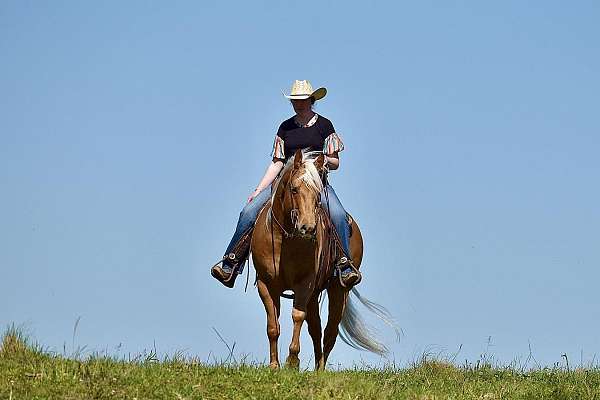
[{"x1": 291, "y1": 187, "x2": 299, "y2": 194}]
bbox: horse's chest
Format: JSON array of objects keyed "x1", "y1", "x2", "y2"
[{"x1": 279, "y1": 240, "x2": 318, "y2": 281}]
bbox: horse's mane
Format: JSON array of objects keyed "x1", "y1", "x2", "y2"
[{"x1": 266, "y1": 150, "x2": 324, "y2": 226}]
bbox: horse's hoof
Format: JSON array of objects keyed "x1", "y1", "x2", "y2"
[
  {"x1": 314, "y1": 356, "x2": 325, "y2": 371},
  {"x1": 285, "y1": 357, "x2": 300, "y2": 370},
  {"x1": 268, "y1": 361, "x2": 280, "y2": 370}
]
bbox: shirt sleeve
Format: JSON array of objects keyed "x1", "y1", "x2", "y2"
[
  {"x1": 320, "y1": 118, "x2": 345, "y2": 155},
  {"x1": 323, "y1": 132, "x2": 345, "y2": 155},
  {"x1": 271, "y1": 135, "x2": 285, "y2": 160},
  {"x1": 271, "y1": 123, "x2": 285, "y2": 160}
]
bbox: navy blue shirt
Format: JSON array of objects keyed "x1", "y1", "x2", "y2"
[{"x1": 272, "y1": 114, "x2": 336, "y2": 162}]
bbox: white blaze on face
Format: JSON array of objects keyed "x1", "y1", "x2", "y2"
[{"x1": 292, "y1": 172, "x2": 320, "y2": 235}]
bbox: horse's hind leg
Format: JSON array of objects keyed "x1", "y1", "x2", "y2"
[
  {"x1": 323, "y1": 282, "x2": 348, "y2": 365},
  {"x1": 257, "y1": 279, "x2": 281, "y2": 369},
  {"x1": 305, "y1": 294, "x2": 324, "y2": 371}
]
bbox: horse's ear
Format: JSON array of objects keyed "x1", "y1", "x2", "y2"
[
  {"x1": 293, "y1": 149, "x2": 303, "y2": 169},
  {"x1": 314, "y1": 154, "x2": 325, "y2": 172}
]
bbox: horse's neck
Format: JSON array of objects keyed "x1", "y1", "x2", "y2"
[
  {"x1": 271, "y1": 173, "x2": 294, "y2": 230},
  {"x1": 271, "y1": 193, "x2": 295, "y2": 233}
]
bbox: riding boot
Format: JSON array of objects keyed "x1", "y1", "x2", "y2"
[
  {"x1": 211, "y1": 228, "x2": 253, "y2": 288},
  {"x1": 335, "y1": 255, "x2": 362, "y2": 289}
]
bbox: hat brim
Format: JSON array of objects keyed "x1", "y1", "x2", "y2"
[{"x1": 284, "y1": 87, "x2": 327, "y2": 101}]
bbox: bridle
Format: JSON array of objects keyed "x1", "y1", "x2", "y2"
[{"x1": 270, "y1": 165, "x2": 324, "y2": 240}]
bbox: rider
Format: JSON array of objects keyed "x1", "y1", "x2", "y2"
[{"x1": 211, "y1": 80, "x2": 361, "y2": 289}]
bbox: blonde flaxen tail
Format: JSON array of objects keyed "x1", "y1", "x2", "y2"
[{"x1": 339, "y1": 288, "x2": 401, "y2": 356}]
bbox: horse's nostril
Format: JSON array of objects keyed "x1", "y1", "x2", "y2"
[{"x1": 299, "y1": 224, "x2": 316, "y2": 236}]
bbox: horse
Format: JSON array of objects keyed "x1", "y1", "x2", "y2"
[{"x1": 250, "y1": 149, "x2": 396, "y2": 370}]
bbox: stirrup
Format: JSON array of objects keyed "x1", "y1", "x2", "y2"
[
  {"x1": 211, "y1": 253, "x2": 242, "y2": 288},
  {"x1": 335, "y1": 256, "x2": 362, "y2": 289}
]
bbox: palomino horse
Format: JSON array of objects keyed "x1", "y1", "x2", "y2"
[{"x1": 251, "y1": 149, "x2": 394, "y2": 370}]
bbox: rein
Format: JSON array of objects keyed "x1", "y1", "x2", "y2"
[{"x1": 271, "y1": 212, "x2": 294, "y2": 239}]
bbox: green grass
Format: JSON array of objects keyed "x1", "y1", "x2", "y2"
[{"x1": 2, "y1": 326, "x2": 600, "y2": 399}]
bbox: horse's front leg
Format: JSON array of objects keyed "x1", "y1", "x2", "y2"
[
  {"x1": 257, "y1": 279, "x2": 281, "y2": 369},
  {"x1": 306, "y1": 294, "x2": 324, "y2": 370},
  {"x1": 285, "y1": 278, "x2": 313, "y2": 369}
]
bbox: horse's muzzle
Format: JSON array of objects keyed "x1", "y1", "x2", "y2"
[{"x1": 298, "y1": 225, "x2": 317, "y2": 240}]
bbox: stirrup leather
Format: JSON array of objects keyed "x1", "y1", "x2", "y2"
[
  {"x1": 223, "y1": 228, "x2": 253, "y2": 272},
  {"x1": 222, "y1": 252, "x2": 245, "y2": 273}
]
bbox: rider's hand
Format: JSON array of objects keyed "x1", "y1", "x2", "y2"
[{"x1": 247, "y1": 188, "x2": 261, "y2": 203}]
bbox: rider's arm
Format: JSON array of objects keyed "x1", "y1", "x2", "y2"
[
  {"x1": 247, "y1": 159, "x2": 284, "y2": 202},
  {"x1": 257, "y1": 159, "x2": 284, "y2": 191},
  {"x1": 325, "y1": 152, "x2": 339, "y2": 170}
]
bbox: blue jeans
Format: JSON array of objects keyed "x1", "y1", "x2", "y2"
[{"x1": 224, "y1": 184, "x2": 351, "y2": 271}]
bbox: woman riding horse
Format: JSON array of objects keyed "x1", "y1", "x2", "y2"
[{"x1": 211, "y1": 80, "x2": 361, "y2": 289}]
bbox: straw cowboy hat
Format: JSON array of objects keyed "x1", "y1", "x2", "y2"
[{"x1": 284, "y1": 80, "x2": 327, "y2": 101}]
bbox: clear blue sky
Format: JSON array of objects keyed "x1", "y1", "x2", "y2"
[{"x1": 1, "y1": 1, "x2": 599, "y2": 368}]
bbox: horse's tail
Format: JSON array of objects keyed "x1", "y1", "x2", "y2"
[{"x1": 339, "y1": 288, "x2": 401, "y2": 356}]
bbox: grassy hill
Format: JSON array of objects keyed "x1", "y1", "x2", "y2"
[{"x1": 2, "y1": 327, "x2": 599, "y2": 399}]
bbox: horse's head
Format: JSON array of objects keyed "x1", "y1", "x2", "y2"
[{"x1": 272, "y1": 149, "x2": 326, "y2": 240}]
